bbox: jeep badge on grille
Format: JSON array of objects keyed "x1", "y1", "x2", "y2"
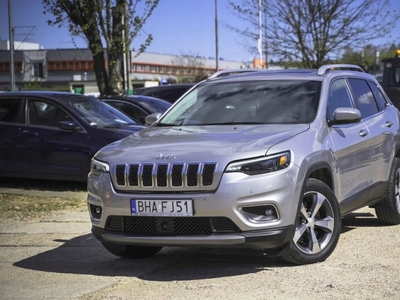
[{"x1": 156, "y1": 154, "x2": 176, "y2": 160}]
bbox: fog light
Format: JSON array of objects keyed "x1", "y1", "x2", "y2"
[
  {"x1": 241, "y1": 205, "x2": 278, "y2": 222},
  {"x1": 89, "y1": 204, "x2": 102, "y2": 219},
  {"x1": 265, "y1": 208, "x2": 274, "y2": 216}
]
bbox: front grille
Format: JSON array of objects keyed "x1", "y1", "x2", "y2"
[
  {"x1": 105, "y1": 216, "x2": 241, "y2": 236},
  {"x1": 113, "y1": 162, "x2": 217, "y2": 189}
]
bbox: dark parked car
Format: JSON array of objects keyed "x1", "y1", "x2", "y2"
[
  {"x1": 0, "y1": 91, "x2": 145, "y2": 182},
  {"x1": 133, "y1": 83, "x2": 195, "y2": 103},
  {"x1": 100, "y1": 95, "x2": 171, "y2": 125}
]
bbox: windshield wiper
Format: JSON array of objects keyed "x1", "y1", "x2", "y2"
[
  {"x1": 155, "y1": 122, "x2": 176, "y2": 127},
  {"x1": 202, "y1": 122, "x2": 265, "y2": 125}
]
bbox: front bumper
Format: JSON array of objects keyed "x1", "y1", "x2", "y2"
[{"x1": 92, "y1": 224, "x2": 295, "y2": 250}]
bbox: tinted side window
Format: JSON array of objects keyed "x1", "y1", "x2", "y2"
[
  {"x1": 153, "y1": 89, "x2": 186, "y2": 103},
  {"x1": 367, "y1": 81, "x2": 388, "y2": 111},
  {"x1": 348, "y1": 78, "x2": 379, "y2": 118},
  {"x1": 28, "y1": 99, "x2": 70, "y2": 127},
  {"x1": 107, "y1": 102, "x2": 146, "y2": 124},
  {"x1": 0, "y1": 97, "x2": 22, "y2": 123},
  {"x1": 327, "y1": 79, "x2": 353, "y2": 121}
]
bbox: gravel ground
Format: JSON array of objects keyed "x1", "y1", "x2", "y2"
[
  {"x1": 78, "y1": 207, "x2": 400, "y2": 300},
  {"x1": 1, "y1": 208, "x2": 399, "y2": 300},
  {"x1": 0, "y1": 177, "x2": 399, "y2": 300}
]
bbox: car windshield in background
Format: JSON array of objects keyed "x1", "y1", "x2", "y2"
[
  {"x1": 159, "y1": 80, "x2": 321, "y2": 126},
  {"x1": 66, "y1": 98, "x2": 137, "y2": 128},
  {"x1": 128, "y1": 96, "x2": 171, "y2": 113}
]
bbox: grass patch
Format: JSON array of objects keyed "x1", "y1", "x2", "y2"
[{"x1": 0, "y1": 193, "x2": 87, "y2": 221}]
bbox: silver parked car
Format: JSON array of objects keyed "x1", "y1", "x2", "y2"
[{"x1": 87, "y1": 65, "x2": 400, "y2": 264}]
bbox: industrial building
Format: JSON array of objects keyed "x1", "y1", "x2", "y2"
[{"x1": 0, "y1": 40, "x2": 248, "y2": 94}]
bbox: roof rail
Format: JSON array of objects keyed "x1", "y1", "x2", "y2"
[
  {"x1": 317, "y1": 64, "x2": 364, "y2": 75},
  {"x1": 207, "y1": 68, "x2": 259, "y2": 79}
]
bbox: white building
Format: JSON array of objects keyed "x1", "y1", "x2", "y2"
[{"x1": 0, "y1": 40, "x2": 43, "y2": 51}]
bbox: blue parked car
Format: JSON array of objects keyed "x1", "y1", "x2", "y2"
[
  {"x1": 100, "y1": 95, "x2": 171, "y2": 125},
  {"x1": 0, "y1": 91, "x2": 145, "y2": 182}
]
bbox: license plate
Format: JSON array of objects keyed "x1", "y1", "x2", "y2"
[{"x1": 130, "y1": 199, "x2": 193, "y2": 216}]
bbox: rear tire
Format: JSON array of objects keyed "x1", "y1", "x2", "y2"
[
  {"x1": 282, "y1": 178, "x2": 341, "y2": 265},
  {"x1": 101, "y1": 242, "x2": 162, "y2": 259},
  {"x1": 375, "y1": 157, "x2": 400, "y2": 225}
]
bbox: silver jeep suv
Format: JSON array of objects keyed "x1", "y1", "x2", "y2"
[{"x1": 87, "y1": 65, "x2": 400, "y2": 264}]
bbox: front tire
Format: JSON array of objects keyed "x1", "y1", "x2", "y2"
[
  {"x1": 282, "y1": 178, "x2": 341, "y2": 265},
  {"x1": 375, "y1": 157, "x2": 400, "y2": 225},
  {"x1": 101, "y1": 242, "x2": 163, "y2": 259}
]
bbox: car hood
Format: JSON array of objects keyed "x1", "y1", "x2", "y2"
[
  {"x1": 95, "y1": 124, "x2": 309, "y2": 164},
  {"x1": 88, "y1": 124, "x2": 145, "y2": 145}
]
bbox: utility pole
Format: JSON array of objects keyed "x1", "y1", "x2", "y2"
[
  {"x1": 258, "y1": 0, "x2": 263, "y2": 69},
  {"x1": 8, "y1": 0, "x2": 15, "y2": 91},
  {"x1": 215, "y1": 0, "x2": 219, "y2": 72},
  {"x1": 124, "y1": 1, "x2": 131, "y2": 93}
]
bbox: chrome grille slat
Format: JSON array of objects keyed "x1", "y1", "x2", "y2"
[
  {"x1": 142, "y1": 164, "x2": 154, "y2": 187},
  {"x1": 187, "y1": 163, "x2": 199, "y2": 187},
  {"x1": 115, "y1": 165, "x2": 126, "y2": 186},
  {"x1": 171, "y1": 164, "x2": 184, "y2": 187},
  {"x1": 114, "y1": 162, "x2": 217, "y2": 190},
  {"x1": 156, "y1": 164, "x2": 168, "y2": 187},
  {"x1": 128, "y1": 164, "x2": 139, "y2": 186}
]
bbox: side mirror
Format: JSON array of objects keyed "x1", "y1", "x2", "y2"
[
  {"x1": 59, "y1": 120, "x2": 82, "y2": 132},
  {"x1": 145, "y1": 113, "x2": 161, "y2": 126},
  {"x1": 328, "y1": 107, "x2": 361, "y2": 126}
]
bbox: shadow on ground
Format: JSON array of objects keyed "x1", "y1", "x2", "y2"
[
  {"x1": 13, "y1": 233, "x2": 287, "y2": 280},
  {"x1": 341, "y1": 210, "x2": 386, "y2": 234},
  {"x1": 13, "y1": 210, "x2": 385, "y2": 280}
]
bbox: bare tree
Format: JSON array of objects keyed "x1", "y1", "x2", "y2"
[
  {"x1": 43, "y1": 0, "x2": 160, "y2": 95},
  {"x1": 171, "y1": 51, "x2": 209, "y2": 83},
  {"x1": 227, "y1": 0, "x2": 399, "y2": 68}
]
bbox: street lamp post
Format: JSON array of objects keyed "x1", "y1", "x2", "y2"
[
  {"x1": 215, "y1": 0, "x2": 219, "y2": 72},
  {"x1": 8, "y1": 0, "x2": 15, "y2": 91},
  {"x1": 258, "y1": 0, "x2": 263, "y2": 69}
]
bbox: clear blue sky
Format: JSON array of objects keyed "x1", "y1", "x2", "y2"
[{"x1": 0, "y1": 0, "x2": 399, "y2": 63}]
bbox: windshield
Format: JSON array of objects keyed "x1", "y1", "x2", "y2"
[
  {"x1": 129, "y1": 96, "x2": 171, "y2": 113},
  {"x1": 159, "y1": 80, "x2": 321, "y2": 126},
  {"x1": 66, "y1": 97, "x2": 137, "y2": 128}
]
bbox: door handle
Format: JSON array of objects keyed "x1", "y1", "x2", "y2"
[
  {"x1": 21, "y1": 130, "x2": 39, "y2": 137},
  {"x1": 359, "y1": 130, "x2": 368, "y2": 137},
  {"x1": 385, "y1": 121, "x2": 393, "y2": 127}
]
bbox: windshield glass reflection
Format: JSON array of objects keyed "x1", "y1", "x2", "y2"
[
  {"x1": 67, "y1": 98, "x2": 137, "y2": 128},
  {"x1": 159, "y1": 80, "x2": 321, "y2": 126}
]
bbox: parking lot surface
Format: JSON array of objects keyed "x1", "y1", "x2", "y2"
[{"x1": 0, "y1": 201, "x2": 399, "y2": 299}]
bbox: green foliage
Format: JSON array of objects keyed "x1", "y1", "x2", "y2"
[
  {"x1": 337, "y1": 43, "x2": 400, "y2": 74},
  {"x1": 42, "y1": 0, "x2": 160, "y2": 95},
  {"x1": 24, "y1": 80, "x2": 44, "y2": 89}
]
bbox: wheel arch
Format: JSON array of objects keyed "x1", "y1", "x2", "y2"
[
  {"x1": 293, "y1": 161, "x2": 336, "y2": 222},
  {"x1": 304, "y1": 162, "x2": 334, "y2": 191}
]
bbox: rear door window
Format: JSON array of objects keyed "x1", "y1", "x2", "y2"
[
  {"x1": 347, "y1": 78, "x2": 379, "y2": 118},
  {"x1": 0, "y1": 97, "x2": 22, "y2": 123},
  {"x1": 27, "y1": 99, "x2": 70, "y2": 127}
]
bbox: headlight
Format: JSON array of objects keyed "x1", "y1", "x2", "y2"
[
  {"x1": 225, "y1": 151, "x2": 290, "y2": 175},
  {"x1": 90, "y1": 159, "x2": 110, "y2": 176}
]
